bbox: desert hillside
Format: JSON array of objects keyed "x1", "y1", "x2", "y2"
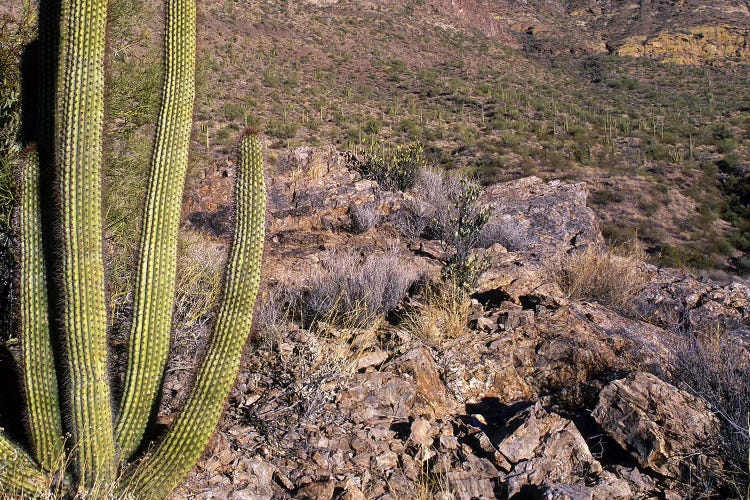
[
  {"x1": 168, "y1": 146, "x2": 750, "y2": 499},
  {"x1": 108, "y1": 0, "x2": 750, "y2": 272},
  {"x1": 3, "y1": 0, "x2": 745, "y2": 269},
  {"x1": 0, "y1": 0, "x2": 749, "y2": 499}
]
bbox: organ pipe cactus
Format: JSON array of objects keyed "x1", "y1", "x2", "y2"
[{"x1": 0, "y1": 0, "x2": 266, "y2": 496}]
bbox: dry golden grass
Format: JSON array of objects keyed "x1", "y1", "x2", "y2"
[
  {"x1": 555, "y1": 242, "x2": 647, "y2": 314},
  {"x1": 404, "y1": 281, "x2": 471, "y2": 344},
  {"x1": 388, "y1": 460, "x2": 454, "y2": 500},
  {"x1": 311, "y1": 313, "x2": 382, "y2": 374},
  {"x1": 172, "y1": 231, "x2": 226, "y2": 345}
]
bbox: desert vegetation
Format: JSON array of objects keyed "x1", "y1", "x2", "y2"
[
  {"x1": 0, "y1": 0, "x2": 749, "y2": 498},
  {"x1": 298, "y1": 247, "x2": 416, "y2": 329},
  {"x1": 555, "y1": 242, "x2": 648, "y2": 315},
  {"x1": 669, "y1": 321, "x2": 750, "y2": 494}
]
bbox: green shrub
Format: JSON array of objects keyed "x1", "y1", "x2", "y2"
[
  {"x1": 352, "y1": 141, "x2": 426, "y2": 191},
  {"x1": 590, "y1": 189, "x2": 625, "y2": 206},
  {"x1": 267, "y1": 118, "x2": 299, "y2": 139},
  {"x1": 399, "y1": 167, "x2": 490, "y2": 289}
]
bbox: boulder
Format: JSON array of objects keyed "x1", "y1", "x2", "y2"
[
  {"x1": 442, "y1": 301, "x2": 674, "y2": 409},
  {"x1": 496, "y1": 403, "x2": 602, "y2": 497},
  {"x1": 480, "y1": 176, "x2": 602, "y2": 256},
  {"x1": 636, "y1": 267, "x2": 750, "y2": 337},
  {"x1": 593, "y1": 372, "x2": 722, "y2": 480}
]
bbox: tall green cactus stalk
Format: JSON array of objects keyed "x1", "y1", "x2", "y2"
[
  {"x1": 19, "y1": 150, "x2": 65, "y2": 472},
  {"x1": 57, "y1": 0, "x2": 114, "y2": 486},
  {"x1": 123, "y1": 132, "x2": 266, "y2": 498},
  {"x1": 115, "y1": 0, "x2": 197, "y2": 460},
  {"x1": 0, "y1": 0, "x2": 266, "y2": 496}
]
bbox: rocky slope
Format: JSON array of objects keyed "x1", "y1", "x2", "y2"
[
  {"x1": 171, "y1": 146, "x2": 750, "y2": 499},
  {"x1": 429, "y1": 0, "x2": 750, "y2": 65}
]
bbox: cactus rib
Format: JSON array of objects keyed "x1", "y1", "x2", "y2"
[
  {"x1": 122, "y1": 133, "x2": 266, "y2": 499},
  {"x1": 57, "y1": 0, "x2": 115, "y2": 484},
  {"x1": 115, "y1": 0, "x2": 196, "y2": 459},
  {"x1": 20, "y1": 150, "x2": 65, "y2": 470}
]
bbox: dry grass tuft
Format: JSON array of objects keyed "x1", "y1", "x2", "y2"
[
  {"x1": 255, "y1": 280, "x2": 383, "y2": 378},
  {"x1": 389, "y1": 460, "x2": 454, "y2": 500},
  {"x1": 310, "y1": 317, "x2": 382, "y2": 373},
  {"x1": 404, "y1": 281, "x2": 471, "y2": 344},
  {"x1": 253, "y1": 284, "x2": 297, "y2": 351},
  {"x1": 151, "y1": 230, "x2": 228, "y2": 376},
  {"x1": 555, "y1": 242, "x2": 647, "y2": 314}
]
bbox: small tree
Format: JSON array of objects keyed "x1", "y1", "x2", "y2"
[{"x1": 440, "y1": 178, "x2": 491, "y2": 290}]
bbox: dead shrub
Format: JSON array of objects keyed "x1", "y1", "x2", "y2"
[
  {"x1": 300, "y1": 247, "x2": 417, "y2": 328},
  {"x1": 254, "y1": 284, "x2": 297, "y2": 351},
  {"x1": 478, "y1": 219, "x2": 533, "y2": 251},
  {"x1": 404, "y1": 167, "x2": 467, "y2": 243},
  {"x1": 348, "y1": 201, "x2": 380, "y2": 234},
  {"x1": 669, "y1": 322, "x2": 750, "y2": 496},
  {"x1": 556, "y1": 243, "x2": 647, "y2": 314}
]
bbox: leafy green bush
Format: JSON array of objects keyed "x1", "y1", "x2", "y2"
[
  {"x1": 441, "y1": 178, "x2": 491, "y2": 289},
  {"x1": 352, "y1": 141, "x2": 426, "y2": 191}
]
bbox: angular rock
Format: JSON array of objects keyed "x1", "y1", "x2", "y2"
[
  {"x1": 390, "y1": 346, "x2": 453, "y2": 417},
  {"x1": 443, "y1": 301, "x2": 674, "y2": 409},
  {"x1": 480, "y1": 176, "x2": 602, "y2": 256},
  {"x1": 351, "y1": 349, "x2": 389, "y2": 371},
  {"x1": 593, "y1": 372, "x2": 722, "y2": 480},
  {"x1": 409, "y1": 417, "x2": 437, "y2": 448},
  {"x1": 337, "y1": 372, "x2": 416, "y2": 421},
  {"x1": 446, "y1": 470, "x2": 496, "y2": 500},
  {"x1": 497, "y1": 403, "x2": 602, "y2": 497},
  {"x1": 340, "y1": 486, "x2": 367, "y2": 500},
  {"x1": 636, "y1": 267, "x2": 750, "y2": 337},
  {"x1": 296, "y1": 479, "x2": 335, "y2": 500}
]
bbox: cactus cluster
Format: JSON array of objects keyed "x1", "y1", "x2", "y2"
[{"x1": 0, "y1": 0, "x2": 266, "y2": 497}]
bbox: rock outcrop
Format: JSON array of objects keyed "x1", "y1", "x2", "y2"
[
  {"x1": 424, "y1": 0, "x2": 750, "y2": 65},
  {"x1": 480, "y1": 176, "x2": 602, "y2": 257},
  {"x1": 174, "y1": 146, "x2": 746, "y2": 499}
]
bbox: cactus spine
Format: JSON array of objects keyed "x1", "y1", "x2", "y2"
[
  {"x1": 115, "y1": 0, "x2": 196, "y2": 459},
  {"x1": 0, "y1": 0, "x2": 266, "y2": 497}
]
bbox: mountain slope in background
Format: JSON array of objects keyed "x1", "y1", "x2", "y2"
[
  {"x1": 431, "y1": 0, "x2": 750, "y2": 65},
  {"x1": 1, "y1": 0, "x2": 749, "y2": 273}
]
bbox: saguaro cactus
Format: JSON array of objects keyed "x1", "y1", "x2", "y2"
[{"x1": 0, "y1": 0, "x2": 266, "y2": 497}]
